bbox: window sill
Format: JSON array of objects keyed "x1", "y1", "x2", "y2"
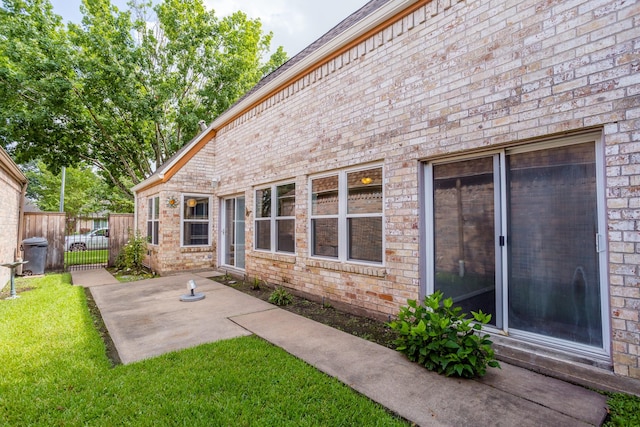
[
  {"x1": 250, "y1": 250, "x2": 296, "y2": 264},
  {"x1": 307, "y1": 259, "x2": 386, "y2": 277},
  {"x1": 180, "y1": 246, "x2": 213, "y2": 253}
]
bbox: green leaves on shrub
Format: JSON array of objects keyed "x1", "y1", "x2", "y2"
[
  {"x1": 115, "y1": 230, "x2": 148, "y2": 275},
  {"x1": 269, "y1": 287, "x2": 293, "y2": 306},
  {"x1": 388, "y1": 291, "x2": 500, "y2": 378}
]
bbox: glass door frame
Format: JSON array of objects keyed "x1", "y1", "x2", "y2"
[
  {"x1": 423, "y1": 132, "x2": 610, "y2": 359},
  {"x1": 425, "y1": 152, "x2": 504, "y2": 328},
  {"x1": 219, "y1": 195, "x2": 246, "y2": 271}
]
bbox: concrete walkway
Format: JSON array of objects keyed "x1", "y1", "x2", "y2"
[{"x1": 71, "y1": 268, "x2": 608, "y2": 426}]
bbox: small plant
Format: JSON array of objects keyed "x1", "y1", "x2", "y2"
[
  {"x1": 269, "y1": 287, "x2": 293, "y2": 306},
  {"x1": 388, "y1": 290, "x2": 500, "y2": 378},
  {"x1": 251, "y1": 277, "x2": 262, "y2": 290},
  {"x1": 322, "y1": 296, "x2": 333, "y2": 309},
  {"x1": 115, "y1": 230, "x2": 148, "y2": 275}
]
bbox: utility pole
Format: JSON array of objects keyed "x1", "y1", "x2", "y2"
[{"x1": 59, "y1": 166, "x2": 66, "y2": 212}]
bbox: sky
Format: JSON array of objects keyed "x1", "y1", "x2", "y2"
[{"x1": 49, "y1": 0, "x2": 369, "y2": 57}]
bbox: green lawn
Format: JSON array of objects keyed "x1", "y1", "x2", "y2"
[
  {"x1": 65, "y1": 249, "x2": 108, "y2": 266},
  {"x1": 0, "y1": 274, "x2": 407, "y2": 426}
]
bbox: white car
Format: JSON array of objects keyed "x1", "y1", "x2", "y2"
[{"x1": 65, "y1": 228, "x2": 109, "y2": 251}]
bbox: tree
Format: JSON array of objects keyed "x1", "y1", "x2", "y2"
[
  {"x1": 23, "y1": 161, "x2": 134, "y2": 214},
  {"x1": 0, "y1": 0, "x2": 287, "y2": 196}
]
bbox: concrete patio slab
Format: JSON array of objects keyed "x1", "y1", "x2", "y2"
[
  {"x1": 88, "y1": 274, "x2": 276, "y2": 364},
  {"x1": 70, "y1": 268, "x2": 120, "y2": 287}
]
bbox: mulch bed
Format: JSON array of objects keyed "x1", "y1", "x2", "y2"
[{"x1": 213, "y1": 276, "x2": 398, "y2": 349}]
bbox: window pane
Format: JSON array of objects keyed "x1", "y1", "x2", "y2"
[
  {"x1": 277, "y1": 219, "x2": 295, "y2": 253},
  {"x1": 147, "y1": 221, "x2": 153, "y2": 243},
  {"x1": 347, "y1": 168, "x2": 383, "y2": 214},
  {"x1": 224, "y1": 200, "x2": 236, "y2": 266},
  {"x1": 236, "y1": 197, "x2": 245, "y2": 269},
  {"x1": 312, "y1": 176, "x2": 338, "y2": 215},
  {"x1": 255, "y1": 220, "x2": 271, "y2": 250},
  {"x1": 277, "y1": 184, "x2": 296, "y2": 216},
  {"x1": 153, "y1": 197, "x2": 160, "y2": 219},
  {"x1": 312, "y1": 218, "x2": 338, "y2": 258},
  {"x1": 148, "y1": 200, "x2": 153, "y2": 219},
  {"x1": 184, "y1": 197, "x2": 209, "y2": 219},
  {"x1": 507, "y1": 143, "x2": 602, "y2": 346},
  {"x1": 433, "y1": 158, "x2": 496, "y2": 323},
  {"x1": 153, "y1": 222, "x2": 159, "y2": 245},
  {"x1": 348, "y1": 217, "x2": 382, "y2": 262},
  {"x1": 183, "y1": 222, "x2": 208, "y2": 246},
  {"x1": 256, "y1": 188, "x2": 271, "y2": 218}
]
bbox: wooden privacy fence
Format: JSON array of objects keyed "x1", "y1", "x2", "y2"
[
  {"x1": 108, "y1": 214, "x2": 134, "y2": 268},
  {"x1": 21, "y1": 212, "x2": 134, "y2": 272},
  {"x1": 22, "y1": 212, "x2": 65, "y2": 272}
]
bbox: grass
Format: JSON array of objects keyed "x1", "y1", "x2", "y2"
[
  {"x1": 64, "y1": 249, "x2": 108, "y2": 266},
  {"x1": 0, "y1": 274, "x2": 408, "y2": 426},
  {"x1": 604, "y1": 392, "x2": 640, "y2": 426}
]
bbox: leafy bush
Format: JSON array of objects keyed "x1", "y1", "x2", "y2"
[
  {"x1": 115, "y1": 230, "x2": 148, "y2": 275},
  {"x1": 388, "y1": 291, "x2": 500, "y2": 378},
  {"x1": 269, "y1": 287, "x2": 293, "y2": 306}
]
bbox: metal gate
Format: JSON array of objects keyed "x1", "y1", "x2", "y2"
[{"x1": 64, "y1": 213, "x2": 134, "y2": 271}]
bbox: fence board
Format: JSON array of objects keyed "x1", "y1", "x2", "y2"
[
  {"x1": 22, "y1": 212, "x2": 66, "y2": 272},
  {"x1": 108, "y1": 214, "x2": 134, "y2": 267}
]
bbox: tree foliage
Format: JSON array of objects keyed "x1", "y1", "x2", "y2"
[
  {"x1": 0, "y1": 0, "x2": 287, "y2": 197},
  {"x1": 23, "y1": 161, "x2": 134, "y2": 214}
]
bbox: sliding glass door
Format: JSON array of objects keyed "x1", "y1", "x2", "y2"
[
  {"x1": 426, "y1": 134, "x2": 607, "y2": 354},
  {"x1": 506, "y1": 143, "x2": 602, "y2": 347},
  {"x1": 221, "y1": 196, "x2": 245, "y2": 270},
  {"x1": 432, "y1": 156, "x2": 500, "y2": 326}
]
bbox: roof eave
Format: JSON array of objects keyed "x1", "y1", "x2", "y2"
[
  {"x1": 132, "y1": 128, "x2": 215, "y2": 194},
  {"x1": 131, "y1": 172, "x2": 164, "y2": 193},
  {"x1": 0, "y1": 147, "x2": 27, "y2": 184}
]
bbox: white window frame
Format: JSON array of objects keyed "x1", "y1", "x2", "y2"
[
  {"x1": 254, "y1": 182, "x2": 296, "y2": 254},
  {"x1": 180, "y1": 194, "x2": 212, "y2": 247},
  {"x1": 147, "y1": 196, "x2": 159, "y2": 245},
  {"x1": 309, "y1": 164, "x2": 384, "y2": 265}
]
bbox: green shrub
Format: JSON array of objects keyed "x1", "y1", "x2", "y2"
[
  {"x1": 251, "y1": 277, "x2": 262, "y2": 290},
  {"x1": 269, "y1": 287, "x2": 293, "y2": 306},
  {"x1": 115, "y1": 230, "x2": 148, "y2": 275},
  {"x1": 388, "y1": 291, "x2": 500, "y2": 378}
]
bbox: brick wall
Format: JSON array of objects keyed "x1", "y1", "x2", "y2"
[
  {"x1": 140, "y1": 0, "x2": 640, "y2": 377},
  {"x1": 0, "y1": 167, "x2": 22, "y2": 288},
  {"x1": 136, "y1": 141, "x2": 218, "y2": 274}
]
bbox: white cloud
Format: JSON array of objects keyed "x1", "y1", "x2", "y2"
[
  {"x1": 51, "y1": 0, "x2": 368, "y2": 57},
  {"x1": 204, "y1": 0, "x2": 365, "y2": 56}
]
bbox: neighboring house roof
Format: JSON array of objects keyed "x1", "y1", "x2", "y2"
[
  {"x1": 23, "y1": 199, "x2": 41, "y2": 212},
  {"x1": 0, "y1": 145, "x2": 27, "y2": 185},
  {"x1": 134, "y1": 0, "x2": 419, "y2": 193}
]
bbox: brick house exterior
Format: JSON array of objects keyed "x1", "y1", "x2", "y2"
[
  {"x1": 134, "y1": 0, "x2": 640, "y2": 383},
  {"x1": 0, "y1": 146, "x2": 27, "y2": 288}
]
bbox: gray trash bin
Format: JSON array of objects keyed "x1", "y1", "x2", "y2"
[{"x1": 22, "y1": 237, "x2": 48, "y2": 275}]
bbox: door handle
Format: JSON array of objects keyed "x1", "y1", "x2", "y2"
[{"x1": 596, "y1": 233, "x2": 605, "y2": 253}]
